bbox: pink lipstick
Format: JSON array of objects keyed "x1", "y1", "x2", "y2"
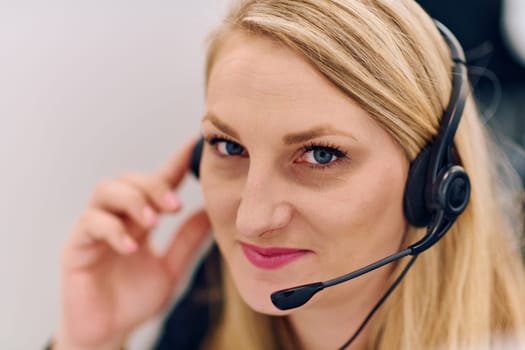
[{"x1": 240, "y1": 242, "x2": 310, "y2": 269}]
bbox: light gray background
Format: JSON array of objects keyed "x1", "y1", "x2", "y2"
[{"x1": 0, "y1": 1, "x2": 230, "y2": 349}]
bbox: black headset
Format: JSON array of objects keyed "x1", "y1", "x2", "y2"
[{"x1": 402, "y1": 20, "x2": 470, "y2": 253}]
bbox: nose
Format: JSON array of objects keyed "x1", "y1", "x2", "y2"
[{"x1": 235, "y1": 165, "x2": 293, "y2": 238}]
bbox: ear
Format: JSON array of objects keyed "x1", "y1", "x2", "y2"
[{"x1": 190, "y1": 137, "x2": 205, "y2": 179}]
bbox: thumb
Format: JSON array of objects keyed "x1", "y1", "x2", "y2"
[{"x1": 162, "y1": 209, "x2": 211, "y2": 281}]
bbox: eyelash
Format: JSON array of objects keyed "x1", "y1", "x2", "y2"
[
  {"x1": 300, "y1": 142, "x2": 348, "y2": 170},
  {"x1": 206, "y1": 135, "x2": 247, "y2": 156},
  {"x1": 205, "y1": 134, "x2": 349, "y2": 169}
]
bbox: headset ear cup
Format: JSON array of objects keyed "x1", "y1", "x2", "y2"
[
  {"x1": 190, "y1": 137, "x2": 204, "y2": 179},
  {"x1": 403, "y1": 146, "x2": 433, "y2": 227},
  {"x1": 435, "y1": 165, "x2": 470, "y2": 217}
]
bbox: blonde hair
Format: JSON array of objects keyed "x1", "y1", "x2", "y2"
[{"x1": 201, "y1": 0, "x2": 525, "y2": 349}]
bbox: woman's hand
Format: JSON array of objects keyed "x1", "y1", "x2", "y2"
[{"x1": 53, "y1": 139, "x2": 211, "y2": 350}]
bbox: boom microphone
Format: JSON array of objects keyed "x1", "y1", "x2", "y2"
[{"x1": 271, "y1": 248, "x2": 413, "y2": 310}]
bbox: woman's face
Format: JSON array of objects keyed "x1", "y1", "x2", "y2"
[{"x1": 200, "y1": 31, "x2": 410, "y2": 315}]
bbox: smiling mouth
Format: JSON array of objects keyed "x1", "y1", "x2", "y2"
[{"x1": 240, "y1": 242, "x2": 311, "y2": 269}]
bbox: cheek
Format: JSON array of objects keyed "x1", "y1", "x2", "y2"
[
  {"x1": 357, "y1": 175, "x2": 407, "y2": 241},
  {"x1": 304, "y1": 163, "x2": 408, "y2": 271},
  {"x1": 200, "y1": 162, "x2": 240, "y2": 242}
]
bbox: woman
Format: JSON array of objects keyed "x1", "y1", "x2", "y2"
[{"x1": 52, "y1": 0, "x2": 525, "y2": 349}]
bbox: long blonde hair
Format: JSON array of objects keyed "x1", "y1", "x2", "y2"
[{"x1": 201, "y1": 1, "x2": 525, "y2": 349}]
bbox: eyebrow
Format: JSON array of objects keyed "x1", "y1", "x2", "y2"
[
  {"x1": 202, "y1": 112, "x2": 357, "y2": 144},
  {"x1": 202, "y1": 112, "x2": 240, "y2": 139},
  {"x1": 283, "y1": 125, "x2": 357, "y2": 144}
]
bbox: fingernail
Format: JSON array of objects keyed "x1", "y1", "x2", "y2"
[
  {"x1": 143, "y1": 206, "x2": 158, "y2": 226},
  {"x1": 164, "y1": 192, "x2": 180, "y2": 210},
  {"x1": 123, "y1": 236, "x2": 138, "y2": 252}
]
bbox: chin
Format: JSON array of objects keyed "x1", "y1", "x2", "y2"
[
  {"x1": 221, "y1": 245, "x2": 316, "y2": 316},
  {"x1": 228, "y1": 269, "x2": 295, "y2": 316},
  {"x1": 238, "y1": 281, "x2": 293, "y2": 316}
]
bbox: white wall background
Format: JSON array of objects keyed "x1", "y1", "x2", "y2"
[{"x1": 0, "y1": 1, "x2": 230, "y2": 349}]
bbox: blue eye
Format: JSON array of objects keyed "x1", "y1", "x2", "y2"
[
  {"x1": 212, "y1": 138, "x2": 247, "y2": 156},
  {"x1": 302, "y1": 146, "x2": 346, "y2": 166},
  {"x1": 311, "y1": 149, "x2": 335, "y2": 164}
]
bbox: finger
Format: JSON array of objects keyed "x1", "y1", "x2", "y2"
[
  {"x1": 64, "y1": 208, "x2": 138, "y2": 270},
  {"x1": 89, "y1": 178, "x2": 158, "y2": 230},
  {"x1": 77, "y1": 208, "x2": 137, "y2": 253},
  {"x1": 118, "y1": 172, "x2": 182, "y2": 213},
  {"x1": 162, "y1": 209, "x2": 211, "y2": 281},
  {"x1": 157, "y1": 136, "x2": 199, "y2": 188}
]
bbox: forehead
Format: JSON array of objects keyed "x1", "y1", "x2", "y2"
[
  {"x1": 204, "y1": 31, "x2": 379, "y2": 143},
  {"x1": 207, "y1": 31, "x2": 347, "y2": 110}
]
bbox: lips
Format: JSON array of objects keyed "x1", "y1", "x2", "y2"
[{"x1": 240, "y1": 242, "x2": 310, "y2": 269}]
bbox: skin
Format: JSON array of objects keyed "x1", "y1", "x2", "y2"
[{"x1": 200, "y1": 31, "x2": 410, "y2": 350}]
